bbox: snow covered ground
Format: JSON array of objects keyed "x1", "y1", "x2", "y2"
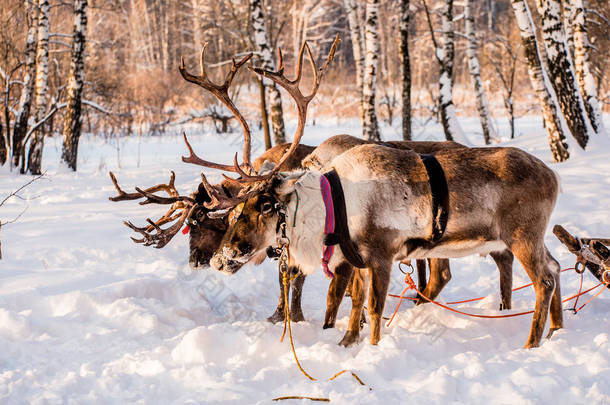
[{"x1": 1, "y1": 116, "x2": 609, "y2": 404}]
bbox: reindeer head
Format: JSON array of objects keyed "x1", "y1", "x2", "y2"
[
  {"x1": 209, "y1": 175, "x2": 303, "y2": 274},
  {"x1": 185, "y1": 183, "x2": 229, "y2": 269}
]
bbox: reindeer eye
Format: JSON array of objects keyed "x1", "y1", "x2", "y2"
[
  {"x1": 261, "y1": 201, "x2": 274, "y2": 214},
  {"x1": 196, "y1": 210, "x2": 206, "y2": 220}
]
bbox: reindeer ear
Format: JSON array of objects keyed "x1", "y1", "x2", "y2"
[
  {"x1": 258, "y1": 160, "x2": 276, "y2": 175},
  {"x1": 273, "y1": 172, "x2": 305, "y2": 196},
  {"x1": 194, "y1": 182, "x2": 212, "y2": 204}
]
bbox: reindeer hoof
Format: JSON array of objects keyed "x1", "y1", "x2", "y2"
[
  {"x1": 290, "y1": 309, "x2": 305, "y2": 323},
  {"x1": 266, "y1": 309, "x2": 285, "y2": 324},
  {"x1": 338, "y1": 330, "x2": 360, "y2": 347},
  {"x1": 546, "y1": 327, "x2": 560, "y2": 339},
  {"x1": 359, "y1": 313, "x2": 367, "y2": 330},
  {"x1": 523, "y1": 340, "x2": 540, "y2": 349},
  {"x1": 499, "y1": 302, "x2": 511, "y2": 311},
  {"x1": 323, "y1": 320, "x2": 335, "y2": 329}
]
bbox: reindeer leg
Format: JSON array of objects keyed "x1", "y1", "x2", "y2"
[
  {"x1": 338, "y1": 267, "x2": 366, "y2": 347},
  {"x1": 416, "y1": 258, "x2": 451, "y2": 305},
  {"x1": 344, "y1": 273, "x2": 367, "y2": 328},
  {"x1": 512, "y1": 241, "x2": 555, "y2": 349},
  {"x1": 268, "y1": 267, "x2": 306, "y2": 323},
  {"x1": 546, "y1": 248, "x2": 563, "y2": 338},
  {"x1": 416, "y1": 259, "x2": 428, "y2": 293},
  {"x1": 290, "y1": 271, "x2": 306, "y2": 323},
  {"x1": 324, "y1": 262, "x2": 353, "y2": 329},
  {"x1": 368, "y1": 260, "x2": 391, "y2": 345},
  {"x1": 267, "y1": 269, "x2": 287, "y2": 324},
  {"x1": 490, "y1": 249, "x2": 514, "y2": 310}
]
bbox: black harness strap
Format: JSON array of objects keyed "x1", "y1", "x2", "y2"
[
  {"x1": 419, "y1": 153, "x2": 449, "y2": 242},
  {"x1": 322, "y1": 170, "x2": 366, "y2": 268}
]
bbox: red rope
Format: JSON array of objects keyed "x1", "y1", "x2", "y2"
[
  {"x1": 569, "y1": 271, "x2": 584, "y2": 312},
  {"x1": 386, "y1": 267, "x2": 607, "y2": 326}
]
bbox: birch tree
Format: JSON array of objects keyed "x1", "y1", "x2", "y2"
[
  {"x1": 12, "y1": 0, "x2": 38, "y2": 169},
  {"x1": 536, "y1": 0, "x2": 593, "y2": 148},
  {"x1": 511, "y1": 0, "x2": 569, "y2": 162},
  {"x1": 399, "y1": 0, "x2": 411, "y2": 140},
  {"x1": 465, "y1": 0, "x2": 496, "y2": 144},
  {"x1": 249, "y1": 0, "x2": 285, "y2": 145},
  {"x1": 567, "y1": 0, "x2": 606, "y2": 136},
  {"x1": 61, "y1": 0, "x2": 88, "y2": 171},
  {"x1": 424, "y1": 0, "x2": 466, "y2": 142},
  {"x1": 27, "y1": 0, "x2": 50, "y2": 175},
  {"x1": 344, "y1": 0, "x2": 365, "y2": 124},
  {"x1": 362, "y1": 0, "x2": 380, "y2": 141},
  {"x1": 487, "y1": 37, "x2": 520, "y2": 139}
]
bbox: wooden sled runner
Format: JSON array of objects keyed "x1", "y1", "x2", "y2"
[{"x1": 553, "y1": 225, "x2": 610, "y2": 289}]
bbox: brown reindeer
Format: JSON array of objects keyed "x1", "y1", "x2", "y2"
[
  {"x1": 205, "y1": 41, "x2": 562, "y2": 349},
  {"x1": 108, "y1": 38, "x2": 516, "y2": 341}
]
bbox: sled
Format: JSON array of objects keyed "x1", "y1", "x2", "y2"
[{"x1": 553, "y1": 225, "x2": 610, "y2": 288}]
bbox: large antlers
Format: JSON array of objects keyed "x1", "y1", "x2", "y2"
[
  {"x1": 109, "y1": 172, "x2": 196, "y2": 248},
  {"x1": 177, "y1": 36, "x2": 339, "y2": 211},
  {"x1": 234, "y1": 35, "x2": 340, "y2": 183},
  {"x1": 179, "y1": 44, "x2": 253, "y2": 168}
]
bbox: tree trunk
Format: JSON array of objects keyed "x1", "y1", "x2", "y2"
[
  {"x1": 511, "y1": 0, "x2": 569, "y2": 162},
  {"x1": 257, "y1": 76, "x2": 272, "y2": 150},
  {"x1": 399, "y1": 0, "x2": 411, "y2": 141},
  {"x1": 27, "y1": 0, "x2": 50, "y2": 175},
  {"x1": 465, "y1": 0, "x2": 496, "y2": 144},
  {"x1": 487, "y1": 0, "x2": 496, "y2": 31},
  {"x1": 60, "y1": 0, "x2": 88, "y2": 171},
  {"x1": 536, "y1": 0, "x2": 593, "y2": 148},
  {"x1": 438, "y1": 0, "x2": 465, "y2": 142},
  {"x1": 249, "y1": 0, "x2": 285, "y2": 145},
  {"x1": 362, "y1": 0, "x2": 380, "y2": 141},
  {"x1": 12, "y1": 0, "x2": 39, "y2": 169},
  {"x1": 344, "y1": 0, "x2": 365, "y2": 125},
  {"x1": 563, "y1": 0, "x2": 574, "y2": 52},
  {"x1": 568, "y1": 0, "x2": 606, "y2": 136}
]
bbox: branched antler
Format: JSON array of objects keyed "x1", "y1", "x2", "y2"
[
  {"x1": 108, "y1": 172, "x2": 198, "y2": 248},
  {"x1": 175, "y1": 36, "x2": 339, "y2": 211},
  {"x1": 235, "y1": 35, "x2": 340, "y2": 183},
  {"x1": 179, "y1": 44, "x2": 253, "y2": 167}
]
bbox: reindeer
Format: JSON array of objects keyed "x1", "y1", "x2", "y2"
[{"x1": 204, "y1": 43, "x2": 562, "y2": 349}]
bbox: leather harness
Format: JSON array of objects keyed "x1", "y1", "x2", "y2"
[{"x1": 321, "y1": 153, "x2": 450, "y2": 272}]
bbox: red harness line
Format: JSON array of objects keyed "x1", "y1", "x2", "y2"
[
  {"x1": 320, "y1": 175, "x2": 335, "y2": 279},
  {"x1": 386, "y1": 267, "x2": 608, "y2": 327}
]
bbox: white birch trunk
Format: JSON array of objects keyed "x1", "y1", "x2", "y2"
[
  {"x1": 563, "y1": 0, "x2": 574, "y2": 51},
  {"x1": 438, "y1": 0, "x2": 466, "y2": 143},
  {"x1": 511, "y1": 0, "x2": 569, "y2": 162},
  {"x1": 568, "y1": 0, "x2": 606, "y2": 136},
  {"x1": 249, "y1": 0, "x2": 285, "y2": 145},
  {"x1": 12, "y1": 0, "x2": 39, "y2": 168},
  {"x1": 362, "y1": 0, "x2": 380, "y2": 141},
  {"x1": 27, "y1": 0, "x2": 50, "y2": 175},
  {"x1": 399, "y1": 0, "x2": 411, "y2": 140},
  {"x1": 536, "y1": 0, "x2": 594, "y2": 148},
  {"x1": 344, "y1": 0, "x2": 365, "y2": 125},
  {"x1": 191, "y1": 0, "x2": 203, "y2": 51},
  {"x1": 465, "y1": 0, "x2": 496, "y2": 144},
  {"x1": 60, "y1": 0, "x2": 88, "y2": 171}
]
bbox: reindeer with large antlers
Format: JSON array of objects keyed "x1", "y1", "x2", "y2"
[
  {"x1": 206, "y1": 45, "x2": 563, "y2": 348},
  {"x1": 110, "y1": 37, "x2": 517, "y2": 334}
]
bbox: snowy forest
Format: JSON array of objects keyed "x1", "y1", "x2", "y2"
[
  {"x1": 0, "y1": 0, "x2": 609, "y2": 173},
  {"x1": 1, "y1": 0, "x2": 610, "y2": 404}
]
